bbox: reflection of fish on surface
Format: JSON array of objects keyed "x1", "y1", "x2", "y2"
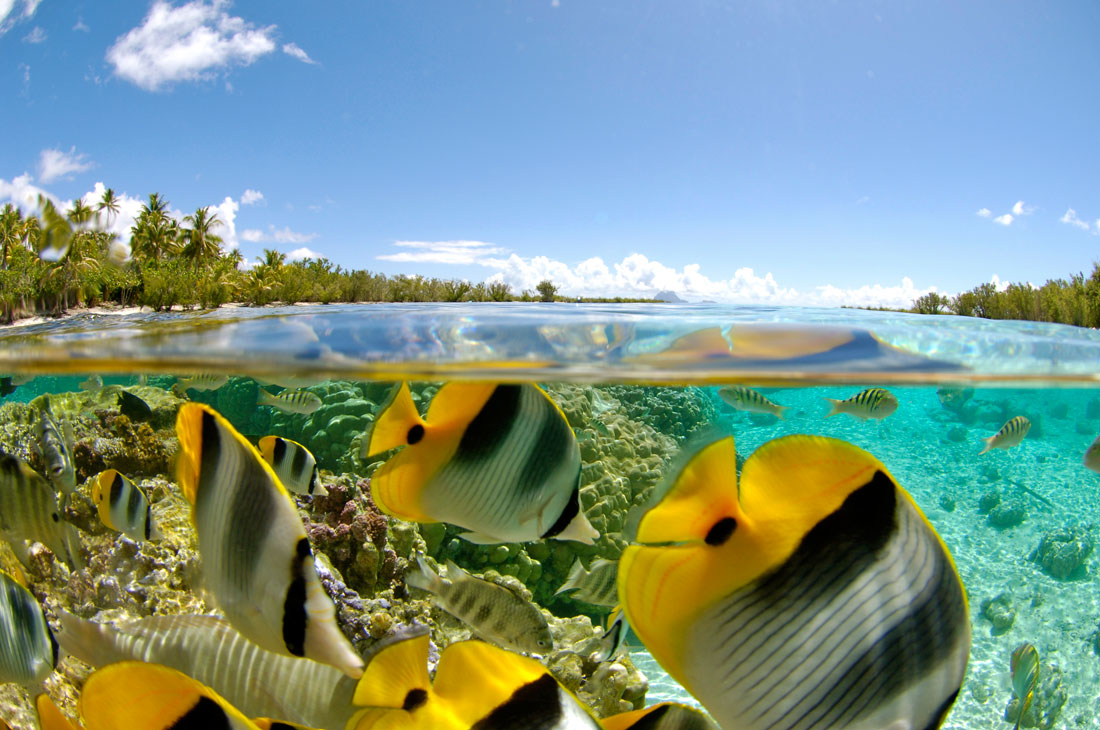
[
  {"x1": 0, "y1": 569, "x2": 58, "y2": 686},
  {"x1": 556, "y1": 558, "x2": 619, "y2": 607},
  {"x1": 91, "y1": 470, "x2": 162, "y2": 542},
  {"x1": 175, "y1": 403, "x2": 363, "y2": 678},
  {"x1": 259, "y1": 436, "x2": 326, "y2": 496},
  {"x1": 824, "y1": 387, "x2": 898, "y2": 420},
  {"x1": 362, "y1": 382, "x2": 597, "y2": 545},
  {"x1": 1085, "y1": 434, "x2": 1100, "y2": 474},
  {"x1": 407, "y1": 556, "x2": 552, "y2": 655},
  {"x1": 717, "y1": 385, "x2": 787, "y2": 419},
  {"x1": 619, "y1": 434, "x2": 970, "y2": 730},
  {"x1": 980, "y1": 416, "x2": 1031, "y2": 455},
  {"x1": 348, "y1": 632, "x2": 602, "y2": 730},
  {"x1": 602, "y1": 702, "x2": 720, "y2": 730},
  {"x1": 1009, "y1": 643, "x2": 1039, "y2": 730},
  {"x1": 257, "y1": 389, "x2": 323, "y2": 415},
  {"x1": 56, "y1": 610, "x2": 357, "y2": 730},
  {"x1": 0, "y1": 453, "x2": 84, "y2": 570}
]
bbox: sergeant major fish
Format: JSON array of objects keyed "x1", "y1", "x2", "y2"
[
  {"x1": 257, "y1": 389, "x2": 323, "y2": 415},
  {"x1": 259, "y1": 436, "x2": 326, "y2": 496},
  {"x1": 0, "y1": 453, "x2": 84, "y2": 570},
  {"x1": 619, "y1": 434, "x2": 970, "y2": 730},
  {"x1": 0, "y1": 570, "x2": 59, "y2": 686},
  {"x1": 555, "y1": 558, "x2": 619, "y2": 607},
  {"x1": 175, "y1": 374, "x2": 229, "y2": 392},
  {"x1": 718, "y1": 386, "x2": 788, "y2": 419},
  {"x1": 824, "y1": 387, "x2": 898, "y2": 420},
  {"x1": 1085, "y1": 433, "x2": 1100, "y2": 474},
  {"x1": 407, "y1": 556, "x2": 552, "y2": 655},
  {"x1": 980, "y1": 416, "x2": 1031, "y2": 455},
  {"x1": 362, "y1": 382, "x2": 597, "y2": 545},
  {"x1": 91, "y1": 470, "x2": 162, "y2": 542},
  {"x1": 175, "y1": 403, "x2": 363, "y2": 678}
]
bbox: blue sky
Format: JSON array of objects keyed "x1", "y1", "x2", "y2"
[{"x1": 2, "y1": 1, "x2": 1098, "y2": 306}]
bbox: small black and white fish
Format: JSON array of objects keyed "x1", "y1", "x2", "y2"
[
  {"x1": 717, "y1": 386, "x2": 787, "y2": 419},
  {"x1": 407, "y1": 556, "x2": 553, "y2": 655},
  {"x1": 258, "y1": 436, "x2": 326, "y2": 496},
  {"x1": 0, "y1": 453, "x2": 84, "y2": 570},
  {"x1": 0, "y1": 569, "x2": 59, "y2": 685},
  {"x1": 257, "y1": 389, "x2": 323, "y2": 415},
  {"x1": 91, "y1": 470, "x2": 162, "y2": 542},
  {"x1": 34, "y1": 397, "x2": 76, "y2": 502},
  {"x1": 591, "y1": 606, "x2": 630, "y2": 664},
  {"x1": 555, "y1": 558, "x2": 619, "y2": 607},
  {"x1": 824, "y1": 387, "x2": 898, "y2": 420},
  {"x1": 175, "y1": 403, "x2": 363, "y2": 679},
  {"x1": 980, "y1": 416, "x2": 1031, "y2": 455}
]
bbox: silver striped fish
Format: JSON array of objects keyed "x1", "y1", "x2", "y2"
[
  {"x1": 620, "y1": 435, "x2": 970, "y2": 730},
  {"x1": 175, "y1": 403, "x2": 363, "y2": 678},
  {"x1": 34, "y1": 397, "x2": 75, "y2": 501},
  {"x1": 91, "y1": 470, "x2": 162, "y2": 542},
  {"x1": 407, "y1": 556, "x2": 552, "y2": 655},
  {"x1": 257, "y1": 389, "x2": 323, "y2": 415},
  {"x1": 0, "y1": 570, "x2": 58, "y2": 685},
  {"x1": 258, "y1": 436, "x2": 326, "y2": 496},
  {"x1": 56, "y1": 610, "x2": 358, "y2": 730},
  {"x1": 555, "y1": 558, "x2": 619, "y2": 607},
  {"x1": 718, "y1": 386, "x2": 788, "y2": 419},
  {"x1": 363, "y1": 382, "x2": 597, "y2": 545},
  {"x1": 0, "y1": 453, "x2": 84, "y2": 570},
  {"x1": 824, "y1": 387, "x2": 898, "y2": 420},
  {"x1": 980, "y1": 416, "x2": 1031, "y2": 455}
]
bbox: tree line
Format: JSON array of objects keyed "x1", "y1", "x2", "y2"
[
  {"x1": 910, "y1": 262, "x2": 1100, "y2": 328},
  {"x1": 0, "y1": 190, "x2": 648, "y2": 323}
]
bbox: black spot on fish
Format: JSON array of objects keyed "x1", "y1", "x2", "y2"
[
  {"x1": 307, "y1": 467, "x2": 319, "y2": 495},
  {"x1": 407, "y1": 424, "x2": 425, "y2": 445},
  {"x1": 273, "y1": 437, "x2": 287, "y2": 463},
  {"x1": 50, "y1": 512, "x2": 59, "y2": 523},
  {"x1": 459, "y1": 593, "x2": 479, "y2": 617},
  {"x1": 705, "y1": 516, "x2": 737, "y2": 546},
  {"x1": 267, "y1": 724, "x2": 297, "y2": 730},
  {"x1": 167, "y1": 696, "x2": 232, "y2": 730},
  {"x1": 618, "y1": 703, "x2": 671, "y2": 730},
  {"x1": 541, "y1": 479, "x2": 582, "y2": 540},
  {"x1": 403, "y1": 688, "x2": 429, "y2": 711},
  {"x1": 921, "y1": 689, "x2": 961, "y2": 730},
  {"x1": 282, "y1": 538, "x2": 312, "y2": 656},
  {"x1": 109, "y1": 473, "x2": 124, "y2": 507},
  {"x1": 470, "y1": 674, "x2": 562, "y2": 730}
]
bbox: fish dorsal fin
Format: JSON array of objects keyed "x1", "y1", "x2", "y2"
[
  {"x1": 431, "y1": 640, "x2": 552, "y2": 724},
  {"x1": 353, "y1": 633, "x2": 433, "y2": 710},
  {"x1": 257, "y1": 436, "x2": 277, "y2": 463},
  {"x1": 365, "y1": 383, "x2": 422, "y2": 457},
  {"x1": 35, "y1": 695, "x2": 79, "y2": 730},
  {"x1": 92, "y1": 470, "x2": 120, "y2": 506},
  {"x1": 80, "y1": 662, "x2": 259, "y2": 730}
]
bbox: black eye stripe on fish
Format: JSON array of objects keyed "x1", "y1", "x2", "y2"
[
  {"x1": 456, "y1": 385, "x2": 522, "y2": 460},
  {"x1": 472, "y1": 674, "x2": 564, "y2": 729},
  {"x1": 273, "y1": 437, "x2": 287, "y2": 462},
  {"x1": 403, "y1": 688, "x2": 428, "y2": 711},
  {"x1": 166, "y1": 696, "x2": 232, "y2": 730},
  {"x1": 282, "y1": 539, "x2": 310, "y2": 657}
]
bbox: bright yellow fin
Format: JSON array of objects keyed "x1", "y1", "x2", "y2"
[
  {"x1": 353, "y1": 634, "x2": 433, "y2": 709},
  {"x1": 431, "y1": 640, "x2": 553, "y2": 724},
  {"x1": 365, "y1": 383, "x2": 423, "y2": 458},
  {"x1": 80, "y1": 661, "x2": 260, "y2": 730},
  {"x1": 258, "y1": 436, "x2": 276, "y2": 463},
  {"x1": 35, "y1": 695, "x2": 80, "y2": 730},
  {"x1": 422, "y1": 383, "x2": 498, "y2": 427},
  {"x1": 92, "y1": 470, "x2": 119, "y2": 506}
]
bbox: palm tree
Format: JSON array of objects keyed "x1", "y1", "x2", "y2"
[
  {"x1": 180, "y1": 207, "x2": 223, "y2": 264},
  {"x1": 145, "y1": 192, "x2": 169, "y2": 217},
  {"x1": 0, "y1": 204, "x2": 23, "y2": 269},
  {"x1": 97, "y1": 187, "x2": 120, "y2": 228},
  {"x1": 261, "y1": 248, "x2": 286, "y2": 271},
  {"x1": 67, "y1": 198, "x2": 94, "y2": 226}
]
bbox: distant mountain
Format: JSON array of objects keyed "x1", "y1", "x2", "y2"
[{"x1": 653, "y1": 290, "x2": 685, "y2": 303}]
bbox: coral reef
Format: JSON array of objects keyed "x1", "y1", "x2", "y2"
[
  {"x1": 978, "y1": 593, "x2": 1015, "y2": 635},
  {"x1": 598, "y1": 385, "x2": 717, "y2": 444},
  {"x1": 1028, "y1": 525, "x2": 1094, "y2": 580},
  {"x1": 1003, "y1": 661, "x2": 1067, "y2": 730},
  {"x1": 988, "y1": 503, "x2": 1026, "y2": 530},
  {"x1": 977, "y1": 489, "x2": 1001, "y2": 514}
]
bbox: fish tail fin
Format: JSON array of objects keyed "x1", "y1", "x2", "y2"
[
  {"x1": 979, "y1": 436, "x2": 995, "y2": 455},
  {"x1": 362, "y1": 383, "x2": 422, "y2": 459},
  {"x1": 55, "y1": 609, "x2": 125, "y2": 668},
  {"x1": 174, "y1": 403, "x2": 207, "y2": 504},
  {"x1": 406, "y1": 555, "x2": 443, "y2": 594},
  {"x1": 35, "y1": 694, "x2": 78, "y2": 730},
  {"x1": 823, "y1": 398, "x2": 841, "y2": 418},
  {"x1": 775, "y1": 405, "x2": 789, "y2": 420},
  {"x1": 256, "y1": 389, "x2": 276, "y2": 407},
  {"x1": 352, "y1": 633, "x2": 433, "y2": 709},
  {"x1": 552, "y1": 509, "x2": 599, "y2": 545},
  {"x1": 555, "y1": 559, "x2": 587, "y2": 595}
]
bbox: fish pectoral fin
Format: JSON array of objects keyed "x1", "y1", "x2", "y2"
[
  {"x1": 457, "y1": 530, "x2": 505, "y2": 545},
  {"x1": 353, "y1": 633, "x2": 433, "y2": 710}
]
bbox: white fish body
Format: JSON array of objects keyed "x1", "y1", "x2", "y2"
[
  {"x1": 556, "y1": 558, "x2": 619, "y2": 607},
  {"x1": 35, "y1": 400, "x2": 76, "y2": 499},
  {"x1": 91, "y1": 470, "x2": 162, "y2": 542},
  {"x1": 980, "y1": 416, "x2": 1031, "y2": 455},
  {"x1": 258, "y1": 436, "x2": 326, "y2": 497},
  {"x1": 177, "y1": 374, "x2": 229, "y2": 392},
  {"x1": 0, "y1": 453, "x2": 83, "y2": 570},
  {"x1": 718, "y1": 386, "x2": 787, "y2": 419},
  {"x1": 257, "y1": 389, "x2": 323, "y2": 415},
  {"x1": 1085, "y1": 434, "x2": 1100, "y2": 474},
  {"x1": 0, "y1": 570, "x2": 58, "y2": 685}
]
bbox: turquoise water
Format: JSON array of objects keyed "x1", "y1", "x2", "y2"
[{"x1": 1, "y1": 304, "x2": 1098, "y2": 729}]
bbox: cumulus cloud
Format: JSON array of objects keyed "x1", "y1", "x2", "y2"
[
  {"x1": 980, "y1": 200, "x2": 1033, "y2": 227},
  {"x1": 240, "y1": 188, "x2": 264, "y2": 205},
  {"x1": 287, "y1": 246, "x2": 322, "y2": 261},
  {"x1": 0, "y1": 173, "x2": 52, "y2": 213},
  {"x1": 976, "y1": 208, "x2": 992, "y2": 218},
  {"x1": 282, "y1": 42, "x2": 315, "y2": 64},
  {"x1": 377, "y1": 240, "x2": 509, "y2": 265},
  {"x1": 1011, "y1": 200, "x2": 1035, "y2": 217},
  {"x1": 1061, "y1": 208, "x2": 1094, "y2": 233},
  {"x1": 0, "y1": 0, "x2": 41, "y2": 36},
  {"x1": 993, "y1": 213, "x2": 1014, "y2": 226},
  {"x1": 21, "y1": 25, "x2": 44, "y2": 42},
  {"x1": 208, "y1": 196, "x2": 240, "y2": 250},
  {"x1": 73, "y1": 17, "x2": 90, "y2": 32},
  {"x1": 106, "y1": 0, "x2": 278, "y2": 91},
  {"x1": 240, "y1": 228, "x2": 263, "y2": 242},
  {"x1": 376, "y1": 242, "x2": 939, "y2": 308},
  {"x1": 38, "y1": 147, "x2": 94, "y2": 183},
  {"x1": 238, "y1": 224, "x2": 317, "y2": 245}
]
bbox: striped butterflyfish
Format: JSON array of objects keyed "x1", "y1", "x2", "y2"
[
  {"x1": 824, "y1": 387, "x2": 898, "y2": 420},
  {"x1": 0, "y1": 452, "x2": 84, "y2": 570},
  {"x1": 175, "y1": 403, "x2": 363, "y2": 679},
  {"x1": 348, "y1": 632, "x2": 602, "y2": 730},
  {"x1": 555, "y1": 558, "x2": 619, "y2": 607},
  {"x1": 602, "y1": 703, "x2": 720, "y2": 730},
  {"x1": 92, "y1": 470, "x2": 162, "y2": 542},
  {"x1": 258, "y1": 436, "x2": 326, "y2": 497},
  {"x1": 717, "y1": 386, "x2": 787, "y2": 420},
  {"x1": 361, "y1": 382, "x2": 597, "y2": 545},
  {"x1": 619, "y1": 435, "x2": 970, "y2": 730},
  {"x1": 56, "y1": 610, "x2": 357, "y2": 730},
  {"x1": 0, "y1": 569, "x2": 59, "y2": 685},
  {"x1": 980, "y1": 416, "x2": 1031, "y2": 455}
]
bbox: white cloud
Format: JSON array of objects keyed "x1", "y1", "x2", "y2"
[
  {"x1": 0, "y1": 0, "x2": 41, "y2": 35},
  {"x1": 209, "y1": 196, "x2": 240, "y2": 250},
  {"x1": 1011, "y1": 200, "x2": 1035, "y2": 217},
  {"x1": 106, "y1": 0, "x2": 278, "y2": 91},
  {"x1": 240, "y1": 188, "x2": 264, "y2": 205},
  {"x1": 238, "y1": 224, "x2": 317, "y2": 245},
  {"x1": 976, "y1": 208, "x2": 991, "y2": 218},
  {"x1": 287, "y1": 246, "x2": 322, "y2": 261},
  {"x1": 0, "y1": 173, "x2": 53, "y2": 213},
  {"x1": 989, "y1": 274, "x2": 1010, "y2": 293},
  {"x1": 282, "y1": 42, "x2": 315, "y2": 64},
  {"x1": 38, "y1": 147, "x2": 94, "y2": 183},
  {"x1": 1061, "y1": 208, "x2": 1093, "y2": 233},
  {"x1": 73, "y1": 17, "x2": 90, "y2": 32},
  {"x1": 993, "y1": 213, "x2": 1014, "y2": 226},
  {"x1": 21, "y1": 25, "x2": 44, "y2": 42},
  {"x1": 378, "y1": 240, "x2": 509, "y2": 265},
  {"x1": 240, "y1": 228, "x2": 264, "y2": 242}
]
